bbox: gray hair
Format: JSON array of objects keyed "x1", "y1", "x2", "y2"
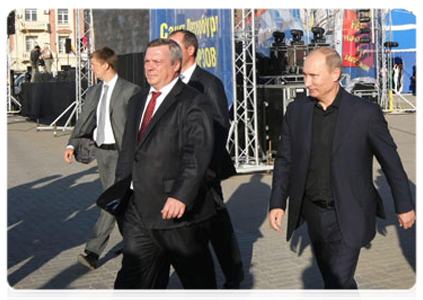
[{"x1": 147, "y1": 38, "x2": 182, "y2": 73}]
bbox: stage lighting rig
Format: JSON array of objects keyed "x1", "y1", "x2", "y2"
[
  {"x1": 272, "y1": 31, "x2": 285, "y2": 46},
  {"x1": 311, "y1": 27, "x2": 326, "y2": 44},
  {"x1": 290, "y1": 29, "x2": 304, "y2": 45},
  {"x1": 384, "y1": 41, "x2": 399, "y2": 48}
]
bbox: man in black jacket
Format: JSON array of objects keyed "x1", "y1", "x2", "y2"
[
  {"x1": 170, "y1": 29, "x2": 244, "y2": 289},
  {"x1": 113, "y1": 39, "x2": 217, "y2": 289},
  {"x1": 269, "y1": 47, "x2": 415, "y2": 289}
]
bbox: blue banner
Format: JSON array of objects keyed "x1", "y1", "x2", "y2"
[{"x1": 149, "y1": 9, "x2": 234, "y2": 107}]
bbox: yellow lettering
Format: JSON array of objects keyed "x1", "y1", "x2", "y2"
[{"x1": 160, "y1": 23, "x2": 168, "y2": 38}]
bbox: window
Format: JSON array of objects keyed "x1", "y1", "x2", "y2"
[
  {"x1": 26, "y1": 37, "x2": 37, "y2": 52},
  {"x1": 59, "y1": 36, "x2": 68, "y2": 54},
  {"x1": 58, "y1": 9, "x2": 69, "y2": 24},
  {"x1": 25, "y1": 9, "x2": 37, "y2": 22}
]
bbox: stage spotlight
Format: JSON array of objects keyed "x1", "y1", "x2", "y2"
[
  {"x1": 272, "y1": 31, "x2": 285, "y2": 45},
  {"x1": 311, "y1": 27, "x2": 326, "y2": 44},
  {"x1": 360, "y1": 37, "x2": 371, "y2": 43},
  {"x1": 384, "y1": 41, "x2": 399, "y2": 48},
  {"x1": 291, "y1": 29, "x2": 304, "y2": 45},
  {"x1": 359, "y1": 17, "x2": 371, "y2": 23}
]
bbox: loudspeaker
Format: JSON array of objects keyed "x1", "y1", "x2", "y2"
[
  {"x1": 65, "y1": 38, "x2": 72, "y2": 54},
  {"x1": 118, "y1": 52, "x2": 148, "y2": 88},
  {"x1": 258, "y1": 87, "x2": 285, "y2": 153},
  {"x1": 7, "y1": 11, "x2": 15, "y2": 35}
]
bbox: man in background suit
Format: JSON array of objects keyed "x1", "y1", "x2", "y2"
[
  {"x1": 269, "y1": 47, "x2": 415, "y2": 289},
  {"x1": 64, "y1": 47, "x2": 140, "y2": 269},
  {"x1": 169, "y1": 29, "x2": 244, "y2": 289},
  {"x1": 113, "y1": 39, "x2": 217, "y2": 289}
]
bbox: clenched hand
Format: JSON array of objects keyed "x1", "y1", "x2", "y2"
[
  {"x1": 268, "y1": 208, "x2": 285, "y2": 233},
  {"x1": 161, "y1": 197, "x2": 186, "y2": 220}
]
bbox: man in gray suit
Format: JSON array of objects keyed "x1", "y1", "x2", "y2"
[{"x1": 64, "y1": 47, "x2": 140, "y2": 269}]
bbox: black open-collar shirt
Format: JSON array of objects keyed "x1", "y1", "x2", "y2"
[{"x1": 305, "y1": 87, "x2": 343, "y2": 203}]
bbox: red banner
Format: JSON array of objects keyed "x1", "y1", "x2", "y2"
[{"x1": 342, "y1": 10, "x2": 375, "y2": 71}]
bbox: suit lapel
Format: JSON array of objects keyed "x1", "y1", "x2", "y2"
[
  {"x1": 137, "y1": 80, "x2": 184, "y2": 148},
  {"x1": 187, "y1": 67, "x2": 205, "y2": 93},
  {"x1": 189, "y1": 66, "x2": 202, "y2": 82},
  {"x1": 332, "y1": 91, "x2": 355, "y2": 155},
  {"x1": 91, "y1": 84, "x2": 103, "y2": 122},
  {"x1": 135, "y1": 89, "x2": 149, "y2": 133},
  {"x1": 108, "y1": 77, "x2": 123, "y2": 118}
]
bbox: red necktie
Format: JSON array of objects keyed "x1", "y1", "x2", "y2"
[{"x1": 138, "y1": 91, "x2": 161, "y2": 142}]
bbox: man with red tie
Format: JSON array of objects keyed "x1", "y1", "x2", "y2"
[{"x1": 113, "y1": 39, "x2": 217, "y2": 289}]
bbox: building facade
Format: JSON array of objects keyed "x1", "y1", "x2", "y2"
[{"x1": 8, "y1": 8, "x2": 79, "y2": 74}]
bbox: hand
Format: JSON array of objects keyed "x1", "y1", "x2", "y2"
[
  {"x1": 269, "y1": 208, "x2": 285, "y2": 233},
  {"x1": 398, "y1": 210, "x2": 416, "y2": 230},
  {"x1": 64, "y1": 148, "x2": 74, "y2": 164},
  {"x1": 161, "y1": 197, "x2": 186, "y2": 220}
]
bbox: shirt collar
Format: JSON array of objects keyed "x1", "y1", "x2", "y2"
[
  {"x1": 103, "y1": 74, "x2": 118, "y2": 90},
  {"x1": 331, "y1": 87, "x2": 343, "y2": 108},
  {"x1": 313, "y1": 86, "x2": 343, "y2": 109},
  {"x1": 149, "y1": 76, "x2": 179, "y2": 98},
  {"x1": 180, "y1": 63, "x2": 197, "y2": 83}
]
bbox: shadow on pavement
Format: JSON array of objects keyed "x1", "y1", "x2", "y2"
[
  {"x1": 167, "y1": 174, "x2": 270, "y2": 289},
  {"x1": 373, "y1": 169, "x2": 416, "y2": 273},
  {"x1": 225, "y1": 174, "x2": 270, "y2": 289},
  {"x1": 7, "y1": 166, "x2": 106, "y2": 288}
]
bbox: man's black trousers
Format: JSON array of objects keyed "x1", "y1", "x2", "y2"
[
  {"x1": 303, "y1": 199, "x2": 361, "y2": 300},
  {"x1": 112, "y1": 201, "x2": 218, "y2": 300}
]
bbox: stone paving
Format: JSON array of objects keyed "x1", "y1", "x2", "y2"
[{"x1": 6, "y1": 105, "x2": 416, "y2": 296}]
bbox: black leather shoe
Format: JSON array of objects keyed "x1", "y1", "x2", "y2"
[
  {"x1": 77, "y1": 252, "x2": 98, "y2": 270},
  {"x1": 223, "y1": 273, "x2": 244, "y2": 289}
]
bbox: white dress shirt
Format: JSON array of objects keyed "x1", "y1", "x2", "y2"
[
  {"x1": 93, "y1": 74, "x2": 118, "y2": 145},
  {"x1": 139, "y1": 76, "x2": 179, "y2": 129},
  {"x1": 179, "y1": 63, "x2": 197, "y2": 84}
]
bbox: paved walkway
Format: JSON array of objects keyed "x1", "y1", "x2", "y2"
[{"x1": 6, "y1": 107, "x2": 416, "y2": 297}]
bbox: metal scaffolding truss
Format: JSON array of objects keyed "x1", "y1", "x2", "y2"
[
  {"x1": 228, "y1": 9, "x2": 271, "y2": 173},
  {"x1": 4, "y1": 35, "x2": 22, "y2": 114},
  {"x1": 37, "y1": 9, "x2": 94, "y2": 134},
  {"x1": 374, "y1": 9, "x2": 390, "y2": 111}
]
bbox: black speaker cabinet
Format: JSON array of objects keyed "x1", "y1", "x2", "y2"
[{"x1": 257, "y1": 84, "x2": 307, "y2": 154}]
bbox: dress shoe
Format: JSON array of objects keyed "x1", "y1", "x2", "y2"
[
  {"x1": 77, "y1": 252, "x2": 98, "y2": 270},
  {"x1": 223, "y1": 273, "x2": 244, "y2": 289}
]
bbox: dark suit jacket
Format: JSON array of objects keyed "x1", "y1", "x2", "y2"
[
  {"x1": 68, "y1": 77, "x2": 140, "y2": 152},
  {"x1": 114, "y1": 80, "x2": 216, "y2": 229},
  {"x1": 188, "y1": 66, "x2": 236, "y2": 179},
  {"x1": 269, "y1": 88, "x2": 414, "y2": 248}
]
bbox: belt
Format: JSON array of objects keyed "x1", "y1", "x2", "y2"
[
  {"x1": 96, "y1": 143, "x2": 117, "y2": 150},
  {"x1": 311, "y1": 200, "x2": 335, "y2": 209}
]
